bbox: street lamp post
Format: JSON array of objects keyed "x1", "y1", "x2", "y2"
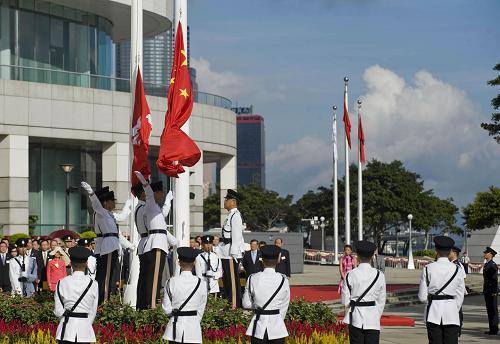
[
  {"x1": 395, "y1": 227, "x2": 400, "y2": 258},
  {"x1": 59, "y1": 164, "x2": 75, "y2": 230},
  {"x1": 320, "y1": 216, "x2": 326, "y2": 251},
  {"x1": 407, "y1": 214, "x2": 415, "y2": 269}
]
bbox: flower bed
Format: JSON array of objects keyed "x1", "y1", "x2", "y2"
[{"x1": 0, "y1": 293, "x2": 347, "y2": 343}]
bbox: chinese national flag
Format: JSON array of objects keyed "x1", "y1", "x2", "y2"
[
  {"x1": 131, "y1": 67, "x2": 152, "y2": 186},
  {"x1": 156, "y1": 22, "x2": 201, "y2": 177},
  {"x1": 358, "y1": 115, "x2": 366, "y2": 164},
  {"x1": 343, "y1": 87, "x2": 352, "y2": 149}
]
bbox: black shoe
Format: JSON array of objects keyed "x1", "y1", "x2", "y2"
[{"x1": 484, "y1": 331, "x2": 498, "y2": 335}]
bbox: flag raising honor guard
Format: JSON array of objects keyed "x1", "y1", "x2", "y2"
[
  {"x1": 357, "y1": 99, "x2": 364, "y2": 241},
  {"x1": 343, "y1": 77, "x2": 352, "y2": 245}
]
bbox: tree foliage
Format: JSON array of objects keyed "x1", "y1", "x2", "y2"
[
  {"x1": 203, "y1": 191, "x2": 221, "y2": 230},
  {"x1": 463, "y1": 186, "x2": 500, "y2": 229},
  {"x1": 481, "y1": 63, "x2": 500, "y2": 143}
]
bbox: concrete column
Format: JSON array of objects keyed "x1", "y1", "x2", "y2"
[
  {"x1": 0, "y1": 135, "x2": 29, "y2": 235},
  {"x1": 102, "y1": 142, "x2": 130, "y2": 231},
  {"x1": 219, "y1": 155, "x2": 237, "y2": 225},
  {"x1": 190, "y1": 151, "x2": 204, "y2": 233}
]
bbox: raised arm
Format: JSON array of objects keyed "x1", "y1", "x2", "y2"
[
  {"x1": 134, "y1": 171, "x2": 154, "y2": 205},
  {"x1": 81, "y1": 182, "x2": 107, "y2": 216},
  {"x1": 162, "y1": 191, "x2": 174, "y2": 217}
]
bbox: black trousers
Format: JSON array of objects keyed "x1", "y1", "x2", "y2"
[
  {"x1": 348, "y1": 325, "x2": 380, "y2": 344},
  {"x1": 96, "y1": 250, "x2": 118, "y2": 305},
  {"x1": 144, "y1": 248, "x2": 166, "y2": 309},
  {"x1": 0, "y1": 281, "x2": 11, "y2": 293},
  {"x1": 250, "y1": 331, "x2": 286, "y2": 344},
  {"x1": 484, "y1": 292, "x2": 499, "y2": 334},
  {"x1": 221, "y1": 258, "x2": 242, "y2": 308},
  {"x1": 426, "y1": 322, "x2": 460, "y2": 344},
  {"x1": 136, "y1": 253, "x2": 148, "y2": 310}
]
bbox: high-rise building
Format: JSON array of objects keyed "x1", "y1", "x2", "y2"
[{"x1": 233, "y1": 106, "x2": 265, "y2": 188}]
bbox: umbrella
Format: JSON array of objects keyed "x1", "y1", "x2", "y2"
[{"x1": 48, "y1": 230, "x2": 80, "y2": 240}]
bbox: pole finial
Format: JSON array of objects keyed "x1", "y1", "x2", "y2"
[
  {"x1": 332, "y1": 105, "x2": 337, "y2": 111},
  {"x1": 357, "y1": 99, "x2": 362, "y2": 107},
  {"x1": 344, "y1": 76, "x2": 349, "y2": 83}
]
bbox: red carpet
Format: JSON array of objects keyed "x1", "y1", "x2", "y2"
[
  {"x1": 336, "y1": 315, "x2": 415, "y2": 327},
  {"x1": 290, "y1": 284, "x2": 417, "y2": 302}
]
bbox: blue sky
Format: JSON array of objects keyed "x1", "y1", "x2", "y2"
[{"x1": 189, "y1": 0, "x2": 500, "y2": 208}]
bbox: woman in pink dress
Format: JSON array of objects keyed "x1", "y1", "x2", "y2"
[
  {"x1": 46, "y1": 247, "x2": 67, "y2": 291},
  {"x1": 338, "y1": 244, "x2": 357, "y2": 294}
]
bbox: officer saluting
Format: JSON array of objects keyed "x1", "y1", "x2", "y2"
[
  {"x1": 195, "y1": 235, "x2": 223, "y2": 295},
  {"x1": 342, "y1": 241, "x2": 386, "y2": 344},
  {"x1": 54, "y1": 246, "x2": 98, "y2": 344},
  {"x1": 162, "y1": 247, "x2": 207, "y2": 344},
  {"x1": 418, "y1": 236, "x2": 465, "y2": 343},
  {"x1": 482, "y1": 246, "x2": 498, "y2": 335},
  {"x1": 218, "y1": 189, "x2": 245, "y2": 308},
  {"x1": 9, "y1": 238, "x2": 38, "y2": 297},
  {"x1": 81, "y1": 182, "x2": 120, "y2": 305},
  {"x1": 134, "y1": 171, "x2": 178, "y2": 309},
  {"x1": 242, "y1": 245, "x2": 290, "y2": 344}
]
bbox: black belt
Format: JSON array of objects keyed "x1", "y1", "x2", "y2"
[
  {"x1": 172, "y1": 309, "x2": 197, "y2": 340},
  {"x1": 428, "y1": 295, "x2": 454, "y2": 301},
  {"x1": 350, "y1": 300, "x2": 376, "y2": 307},
  {"x1": 148, "y1": 229, "x2": 167, "y2": 235},
  {"x1": 252, "y1": 308, "x2": 280, "y2": 338},
  {"x1": 61, "y1": 312, "x2": 88, "y2": 340},
  {"x1": 222, "y1": 238, "x2": 232, "y2": 244},
  {"x1": 95, "y1": 233, "x2": 118, "y2": 238},
  {"x1": 140, "y1": 233, "x2": 148, "y2": 238}
]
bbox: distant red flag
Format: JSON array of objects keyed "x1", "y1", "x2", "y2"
[
  {"x1": 131, "y1": 67, "x2": 152, "y2": 186},
  {"x1": 358, "y1": 115, "x2": 365, "y2": 164},
  {"x1": 343, "y1": 86, "x2": 352, "y2": 148},
  {"x1": 156, "y1": 22, "x2": 201, "y2": 177}
]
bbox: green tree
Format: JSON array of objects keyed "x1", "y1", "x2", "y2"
[
  {"x1": 203, "y1": 191, "x2": 221, "y2": 230},
  {"x1": 238, "y1": 184, "x2": 294, "y2": 231},
  {"x1": 463, "y1": 186, "x2": 500, "y2": 229},
  {"x1": 481, "y1": 63, "x2": 500, "y2": 143}
]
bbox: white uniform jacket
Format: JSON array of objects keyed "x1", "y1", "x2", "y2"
[
  {"x1": 195, "y1": 251, "x2": 223, "y2": 293},
  {"x1": 162, "y1": 271, "x2": 208, "y2": 343},
  {"x1": 9, "y1": 255, "x2": 38, "y2": 297},
  {"x1": 89, "y1": 194, "x2": 120, "y2": 256},
  {"x1": 218, "y1": 208, "x2": 245, "y2": 259},
  {"x1": 341, "y1": 263, "x2": 386, "y2": 330},
  {"x1": 87, "y1": 255, "x2": 97, "y2": 280},
  {"x1": 142, "y1": 184, "x2": 177, "y2": 254},
  {"x1": 54, "y1": 271, "x2": 99, "y2": 343},
  {"x1": 418, "y1": 257, "x2": 465, "y2": 325},
  {"x1": 134, "y1": 201, "x2": 148, "y2": 255},
  {"x1": 242, "y1": 268, "x2": 290, "y2": 340}
]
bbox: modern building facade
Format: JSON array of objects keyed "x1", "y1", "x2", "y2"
[
  {"x1": 233, "y1": 106, "x2": 265, "y2": 188},
  {"x1": 0, "y1": 0, "x2": 236, "y2": 235}
]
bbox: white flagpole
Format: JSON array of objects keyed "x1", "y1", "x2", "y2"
[
  {"x1": 123, "y1": 0, "x2": 143, "y2": 307},
  {"x1": 357, "y1": 99, "x2": 363, "y2": 241},
  {"x1": 332, "y1": 106, "x2": 339, "y2": 265},
  {"x1": 344, "y1": 77, "x2": 351, "y2": 245},
  {"x1": 173, "y1": 0, "x2": 190, "y2": 276}
]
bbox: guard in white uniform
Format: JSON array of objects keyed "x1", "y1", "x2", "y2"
[
  {"x1": 77, "y1": 239, "x2": 97, "y2": 280},
  {"x1": 81, "y1": 182, "x2": 120, "y2": 305},
  {"x1": 9, "y1": 238, "x2": 38, "y2": 297},
  {"x1": 218, "y1": 189, "x2": 246, "y2": 308},
  {"x1": 242, "y1": 245, "x2": 290, "y2": 344},
  {"x1": 342, "y1": 241, "x2": 386, "y2": 344},
  {"x1": 134, "y1": 171, "x2": 178, "y2": 309},
  {"x1": 195, "y1": 235, "x2": 222, "y2": 295},
  {"x1": 162, "y1": 247, "x2": 207, "y2": 344},
  {"x1": 418, "y1": 236, "x2": 465, "y2": 344},
  {"x1": 54, "y1": 246, "x2": 98, "y2": 344}
]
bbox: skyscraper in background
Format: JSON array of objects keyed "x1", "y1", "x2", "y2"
[{"x1": 233, "y1": 106, "x2": 266, "y2": 188}]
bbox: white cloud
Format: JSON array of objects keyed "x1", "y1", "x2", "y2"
[{"x1": 267, "y1": 65, "x2": 500, "y2": 206}]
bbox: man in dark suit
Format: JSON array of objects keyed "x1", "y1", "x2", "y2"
[
  {"x1": 0, "y1": 241, "x2": 11, "y2": 292},
  {"x1": 37, "y1": 239, "x2": 51, "y2": 291},
  {"x1": 275, "y1": 238, "x2": 291, "y2": 278},
  {"x1": 483, "y1": 246, "x2": 498, "y2": 335},
  {"x1": 242, "y1": 239, "x2": 263, "y2": 278}
]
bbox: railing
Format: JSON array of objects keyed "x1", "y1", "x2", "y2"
[{"x1": 0, "y1": 64, "x2": 232, "y2": 109}]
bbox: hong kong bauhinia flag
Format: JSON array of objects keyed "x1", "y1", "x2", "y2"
[
  {"x1": 131, "y1": 68, "x2": 152, "y2": 186},
  {"x1": 358, "y1": 114, "x2": 366, "y2": 163},
  {"x1": 343, "y1": 85, "x2": 352, "y2": 148},
  {"x1": 156, "y1": 22, "x2": 201, "y2": 177}
]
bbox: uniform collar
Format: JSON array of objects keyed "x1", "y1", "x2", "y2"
[
  {"x1": 180, "y1": 270, "x2": 193, "y2": 276},
  {"x1": 73, "y1": 271, "x2": 85, "y2": 277},
  {"x1": 437, "y1": 257, "x2": 450, "y2": 263},
  {"x1": 138, "y1": 200, "x2": 145, "y2": 205},
  {"x1": 230, "y1": 208, "x2": 238, "y2": 213},
  {"x1": 358, "y1": 262, "x2": 372, "y2": 269},
  {"x1": 263, "y1": 267, "x2": 275, "y2": 273}
]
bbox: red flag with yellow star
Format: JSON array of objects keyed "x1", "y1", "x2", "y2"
[{"x1": 157, "y1": 22, "x2": 201, "y2": 177}]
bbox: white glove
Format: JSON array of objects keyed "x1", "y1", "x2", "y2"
[
  {"x1": 124, "y1": 198, "x2": 133, "y2": 210},
  {"x1": 166, "y1": 190, "x2": 174, "y2": 203},
  {"x1": 130, "y1": 244, "x2": 137, "y2": 251},
  {"x1": 134, "y1": 171, "x2": 147, "y2": 185},
  {"x1": 81, "y1": 181, "x2": 94, "y2": 195}
]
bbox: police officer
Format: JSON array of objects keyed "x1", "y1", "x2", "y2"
[
  {"x1": 418, "y1": 236, "x2": 465, "y2": 344},
  {"x1": 483, "y1": 246, "x2": 498, "y2": 335},
  {"x1": 218, "y1": 189, "x2": 245, "y2": 308},
  {"x1": 449, "y1": 245, "x2": 467, "y2": 336},
  {"x1": 342, "y1": 241, "x2": 386, "y2": 344},
  {"x1": 81, "y1": 182, "x2": 120, "y2": 305},
  {"x1": 195, "y1": 235, "x2": 223, "y2": 295},
  {"x1": 242, "y1": 245, "x2": 290, "y2": 344},
  {"x1": 54, "y1": 246, "x2": 98, "y2": 344},
  {"x1": 9, "y1": 238, "x2": 38, "y2": 297},
  {"x1": 162, "y1": 247, "x2": 207, "y2": 344},
  {"x1": 134, "y1": 171, "x2": 178, "y2": 309},
  {"x1": 77, "y1": 239, "x2": 97, "y2": 280}
]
